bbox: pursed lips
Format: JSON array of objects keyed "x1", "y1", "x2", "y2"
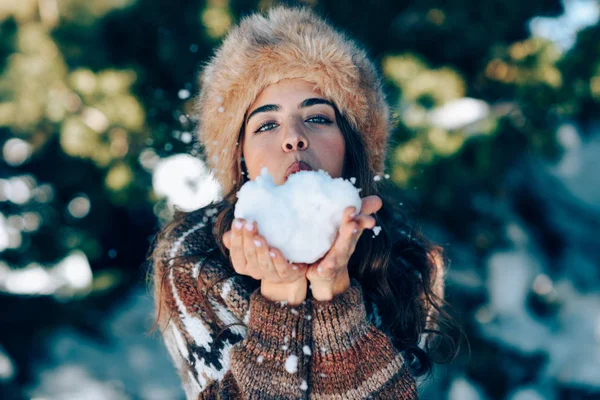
[{"x1": 285, "y1": 161, "x2": 312, "y2": 180}]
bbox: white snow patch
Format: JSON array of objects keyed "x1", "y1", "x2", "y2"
[
  {"x1": 428, "y1": 98, "x2": 490, "y2": 131},
  {"x1": 448, "y1": 376, "x2": 485, "y2": 400},
  {"x1": 284, "y1": 355, "x2": 298, "y2": 374},
  {"x1": 153, "y1": 154, "x2": 220, "y2": 212},
  {"x1": 302, "y1": 346, "x2": 311, "y2": 356}
]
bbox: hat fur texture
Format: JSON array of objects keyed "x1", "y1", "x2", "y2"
[{"x1": 194, "y1": 6, "x2": 390, "y2": 195}]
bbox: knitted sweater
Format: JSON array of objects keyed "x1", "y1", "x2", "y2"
[{"x1": 152, "y1": 207, "x2": 420, "y2": 399}]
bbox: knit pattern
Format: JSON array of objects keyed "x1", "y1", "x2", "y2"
[{"x1": 152, "y1": 207, "x2": 418, "y2": 399}]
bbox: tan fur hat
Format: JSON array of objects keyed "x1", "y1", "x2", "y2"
[{"x1": 194, "y1": 6, "x2": 390, "y2": 195}]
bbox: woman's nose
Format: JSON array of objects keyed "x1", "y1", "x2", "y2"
[{"x1": 282, "y1": 124, "x2": 308, "y2": 151}]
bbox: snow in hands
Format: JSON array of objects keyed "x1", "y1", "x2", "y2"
[{"x1": 234, "y1": 167, "x2": 363, "y2": 263}]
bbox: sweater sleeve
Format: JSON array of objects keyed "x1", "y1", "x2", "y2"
[
  {"x1": 153, "y1": 247, "x2": 240, "y2": 399},
  {"x1": 310, "y1": 279, "x2": 419, "y2": 400},
  {"x1": 227, "y1": 289, "x2": 313, "y2": 399},
  {"x1": 152, "y1": 224, "x2": 313, "y2": 399},
  {"x1": 195, "y1": 290, "x2": 314, "y2": 399}
]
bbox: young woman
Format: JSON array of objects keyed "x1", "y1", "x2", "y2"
[{"x1": 150, "y1": 6, "x2": 455, "y2": 399}]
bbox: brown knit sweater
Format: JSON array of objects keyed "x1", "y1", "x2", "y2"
[{"x1": 152, "y1": 206, "x2": 420, "y2": 399}]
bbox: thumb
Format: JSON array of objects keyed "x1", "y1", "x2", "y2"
[{"x1": 360, "y1": 195, "x2": 383, "y2": 215}]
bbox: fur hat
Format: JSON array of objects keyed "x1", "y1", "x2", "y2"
[{"x1": 194, "y1": 6, "x2": 390, "y2": 194}]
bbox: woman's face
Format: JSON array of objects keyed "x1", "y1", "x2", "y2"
[{"x1": 242, "y1": 79, "x2": 345, "y2": 185}]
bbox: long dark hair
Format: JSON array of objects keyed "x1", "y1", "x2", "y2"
[{"x1": 150, "y1": 104, "x2": 461, "y2": 378}]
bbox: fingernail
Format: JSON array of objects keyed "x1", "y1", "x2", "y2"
[
  {"x1": 292, "y1": 265, "x2": 298, "y2": 270},
  {"x1": 349, "y1": 211, "x2": 357, "y2": 219},
  {"x1": 253, "y1": 239, "x2": 262, "y2": 247},
  {"x1": 245, "y1": 222, "x2": 253, "y2": 231},
  {"x1": 269, "y1": 251, "x2": 276, "y2": 258},
  {"x1": 234, "y1": 220, "x2": 243, "y2": 230}
]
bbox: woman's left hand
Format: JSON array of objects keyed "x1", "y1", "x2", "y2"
[{"x1": 304, "y1": 195, "x2": 383, "y2": 301}]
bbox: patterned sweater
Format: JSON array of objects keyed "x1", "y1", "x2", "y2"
[{"x1": 151, "y1": 207, "x2": 421, "y2": 399}]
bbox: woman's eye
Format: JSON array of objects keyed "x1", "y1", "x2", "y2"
[
  {"x1": 306, "y1": 115, "x2": 332, "y2": 124},
  {"x1": 255, "y1": 122, "x2": 278, "y2": 133}
]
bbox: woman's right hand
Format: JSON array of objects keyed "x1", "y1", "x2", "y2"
[{"x1": 223, "y1": 219, "x2": 308, "y2": 305}]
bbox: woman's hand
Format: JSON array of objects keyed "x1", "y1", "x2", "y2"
[
  {"x1": 305, "y1": 195, "x2": 383, "y2": 301},
  {"x1": 223, "y1": 219, "x2": 308, "y2": 305}
]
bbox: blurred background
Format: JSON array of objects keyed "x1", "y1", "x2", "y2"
[{"x1": 0, "y1": 0, "x2": 599, "y2": 399}]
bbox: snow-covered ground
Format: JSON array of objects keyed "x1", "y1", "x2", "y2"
[{"x1": 26, "y1": 288, "x2": 184, "y2": 400}]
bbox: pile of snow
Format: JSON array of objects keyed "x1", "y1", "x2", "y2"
[
  {"x1": 234, "y1": 168, "x2": 362, "y2": 263},
  {"x1": 0, "y1": 251, "x2": 93, "y2": 298},
  {"x1": 428, "y1": 98, "x2": 490, "y2": 131},
  {"x1": 27, "y1": 287, "x2": 183, "y2": 399},
  {"x1": 152, "y1": 154, "x2": 221, "y2": 212},
  {"x1": 0, "y1": 344, "x2": 15, "y2": 382}
]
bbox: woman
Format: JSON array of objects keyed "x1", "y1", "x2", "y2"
[{"x1": 150, "y1": 6, "x2": 456, "y2": 399}]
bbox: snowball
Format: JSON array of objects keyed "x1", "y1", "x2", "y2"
[
  {"x1": 256, "y1": 355, "x2": 264, "y2": 363},
  {"x1": 302, "y1": 345, "x2": 311, "y2": 356},
  {"x1": 300, "y1": 380, "x2": 308, "y2": 391},
  {"x1": 234, "y1": 168, "x2": 362, "y2": 263},
  {"x1": 373, "y1": 226, "x2": 382, "y2": 236},
  {"x1": 285, "y1": 355, "x2": 298, "y2": 373}
]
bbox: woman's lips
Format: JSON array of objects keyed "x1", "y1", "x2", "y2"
[{"x1": 285, "y1": 161, "x2": 312, "y2": 179}]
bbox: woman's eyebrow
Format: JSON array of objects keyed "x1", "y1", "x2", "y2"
[
  {"x1": 246, "y1": 104, "x2": 281, "y2": 123},
  {"x1": 299, "y1": 98, "x2": 333, "y2": 109},
  {"x1": 246, "y1": 98, "x2": 333, "y2": 123}
]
